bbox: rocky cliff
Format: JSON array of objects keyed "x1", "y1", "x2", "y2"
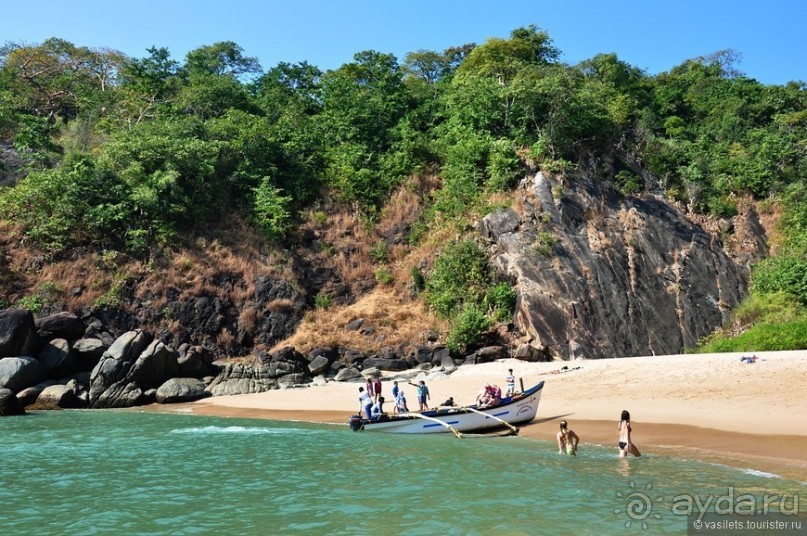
[{"x1": 482, "y1": 171, "x2": 766, "y2": 360}]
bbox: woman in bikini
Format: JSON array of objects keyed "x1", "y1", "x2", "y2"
[
  {"x1": 557, "y1": 420, "x2": 580, "y2": 455},
  {"x1": 618, "y1": 410, "x2": 641, "y2": 457}
]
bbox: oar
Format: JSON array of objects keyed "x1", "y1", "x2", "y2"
[
  {"x1": 463, "y1": 406, "x2": 519, "y2": 435},
  {"x1": 403, "y1": 413, "x2": 463, "y2": 438}
]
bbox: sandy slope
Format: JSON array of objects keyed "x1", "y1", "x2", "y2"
[{"x1": 181, "y1": 350, "x2": 807, "y2": 480}]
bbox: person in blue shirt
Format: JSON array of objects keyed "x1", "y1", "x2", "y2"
[
  {"x1": 371, "y1": 396, "x2": 386, "y2": 420},
  {"x1": 408, "y1": 380, "x2": 430, "y2": 412}
]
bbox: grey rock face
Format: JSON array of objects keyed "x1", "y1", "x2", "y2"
[
  {"x1": 0, "y1": 309, "x2": 38, "y2": 358},
  {"x1": 88, "y1": 330, "x2": 154, "y2": 408},
  {"x1": 0, "y1": 388, "x2": 25, "y2": 416},
  {"x1": 205, "y1": 363, "x2": 276, "y2": 396},
  {"x1": 487, "y1": 172, "x2": 753, "y2": 359},
  {"x1": 156, "y1": 378, "x2": 207, "y2": 403},
  {"x1": 127, "y1": 340, "x2": 180, "y2": 387},
  {"x1": 37, "y1": 384, "x2": 85, "y2": 409},
  {"x1": 38, "y1": 339, "x2": 77, "y2": 379},
  {"x1": 35, "y1": 312, "x2": 85, "y2": 341},
  {"x1": 334, "y1": 367, "x2": 363, "y2": 382},
  {"x1": 0, "y1": 356, "x2": 46, "y2": 393}
]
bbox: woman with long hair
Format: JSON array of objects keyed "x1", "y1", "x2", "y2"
[
  {"x1": 618, "y1": 410, "x2": 641, "y2": 457},
  {"x1": 557, "y1": 420, "x2": 580, "y2": 455}
]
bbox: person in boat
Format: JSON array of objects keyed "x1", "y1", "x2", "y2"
[
  {"x1": 358, "y1": 386, "x2": 373, "y2": 420},
  {"x1": 371, "y1": 396, "x2": 386, "y2": 420},
  {"x1": 557, "y1": 420, "x2": 580, "y2": 455},
  {"x1": 484, "y1": 384, "x2": 502, "y2": 406},
  {"x1": 505, "y1": 369, "x2": 515, "y2": 397},
  {"x1": 618, "y1": 410, "x2": 641, "y2": 457},
  {"x1": 408, "y1": 380, "x2": 430, "y2": 411},
  {"x1": 476, "y1": 384, "x2": 491, "y2": 406}
]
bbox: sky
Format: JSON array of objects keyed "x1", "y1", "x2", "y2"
[{"x1": 1, "y1": 0, "x2": 805, "y2": 85}]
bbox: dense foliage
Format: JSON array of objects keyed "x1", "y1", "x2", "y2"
[{"x1": 1, "y1": 27, "x2": 804, "y2": 349}]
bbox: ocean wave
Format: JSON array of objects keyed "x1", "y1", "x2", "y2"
[
  {"x1": 169, "y1": 426, "x2": 318, "y2": 435},
  {"x1": 741, "y1": 468, "x2": 782, "y2": 479}
]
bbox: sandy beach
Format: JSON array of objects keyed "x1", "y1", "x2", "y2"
[{"x1": 183, "y1": 350, "x2": 807, "y2": 481}]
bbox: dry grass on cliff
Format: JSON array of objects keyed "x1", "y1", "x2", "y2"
[{"x1": 272, "y1": 287, "x2": 447, "y2": 354}]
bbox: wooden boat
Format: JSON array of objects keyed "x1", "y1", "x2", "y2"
[{"x1": 348, "y1": 381, "x2": 544, "y2": 437}]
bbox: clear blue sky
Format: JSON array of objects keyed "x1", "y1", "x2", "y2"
[{"x1": 2, "y1": 0, "x2": 805, "y2": 85}]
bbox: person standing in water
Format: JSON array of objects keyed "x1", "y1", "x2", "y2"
[
  {"x1": 618, "y1": 410, "x2": 641, "y2": 457},
  {"x1": 557, "y1": 420, "x2": 580, "y2": 455}
]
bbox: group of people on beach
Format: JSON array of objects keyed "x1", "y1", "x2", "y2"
[
  {"x1": 358, "y1": 378, "x2": 434, "y2": 419},
  {"x1": 557, "y1": 410, "x2": 640, "y2": 458},
  {"x1": 357, "y1": 370, "x2": 640, "y2": 458}
]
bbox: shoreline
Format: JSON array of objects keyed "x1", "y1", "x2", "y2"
[
  {"x1": 166, "y1": 350, "x2": 807, "y2": 481},
  {"x1": 172, "y1": 405, "x2": 807, "y2": 482}
]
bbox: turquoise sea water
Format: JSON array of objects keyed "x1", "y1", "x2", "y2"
[{"x1": 0, "y1": 411, "x2": 804, "y2": 535}]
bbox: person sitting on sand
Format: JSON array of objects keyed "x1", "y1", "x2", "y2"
[
  {"x1": 618, "y1": 410, "x2": 641, "y2": 457},
  {"x1": 557, "y1": 420, "x2": 580, "y2": 455},
  {"x1": 441, "y1": 396, "x2": 456, "y2": 407}
]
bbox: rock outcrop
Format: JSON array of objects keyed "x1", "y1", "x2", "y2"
[{"x1": 484, "y1": 172, "x2": 755, "y2": 359}]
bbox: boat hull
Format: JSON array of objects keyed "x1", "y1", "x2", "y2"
[{"x1": 353, "y1": 381, "x2": 544, "y2": 434}]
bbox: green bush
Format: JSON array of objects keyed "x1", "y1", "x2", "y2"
[
  {"x1": 374, "y1": 267, "x2": 394, "y2": 285},
  {"x1": 411, "y1": 266, "x2": 425, "y2": 292},
  {"x1": 314, "y1": 292, "x2": 332, "y2": 309},
  {"x1": 484, "y1": 282, "x2": 517, "y2": 321},
  {"x1": 752, "y1": 256, "x2": 807, "y2": 306},
  {"x1": 698, "y1": 320, "x2": 807, "y2": 352},
  {"x1": 424, "y1": 240, "x2": 489, "y2": 318},
  {"x1": 16, "y1": 295, "x2": 44, "y2": 314},
  {"x1": 446, "y1": 303, "x2": 491, "y2": 354}
]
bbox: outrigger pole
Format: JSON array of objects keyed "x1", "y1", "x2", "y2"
[
  {"x1": 404, "y1": 413, "x2": 463, "y2": 438},
  {"x1": 463, "y1": 406, "x2": 519, "y2": 435}
]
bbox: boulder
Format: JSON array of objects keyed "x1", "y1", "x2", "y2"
[
  {"x1": 476, "y1": 346, "x2": 508, "y2": 362},
  {"x1": 156, "y1": 378, "x2": 207, "y2": 403},
  {"x1": 361, "y1": 358, "x2": 408, "y2": 371},
  {"x1": 205, "y1": 363, "x2": 276, "y2": 396},
  {"x1": 127, "y1": 340, "x2": 180, "y2": 387},
  {"x1": 38, "y1": 339, "x2": 78, "y2": 379},
  {"x1": 17, "y1": 381, "x2": 59, "y2": 406},
  {"x1": 408, "y1": 345, "x2": 434, "y2": 365},
  {"x1": 431, "y1": 346, "x2": 451, "y2": 367},
  {"x1": 177, "y1": 345, "x2": 216, "y2": 377},
  {"x1": 0, "y1": 309, "x2": 38, "y2": 358},
  {"x1": 343, "y1": 349, "x2": 365, "y2": 366},
  {"x1": 513, "y1": 343, "x2": 549, "y2": 362},
  {"x1": 0, "y1": 388, "x2": 25, "y2": 416},
  {"x1": 308, "y1": 355, "x2": 330, "y2": 375},
  {"x1": 35, "y1": 312, "x2": 85, "y2": 341},
  {"x1": 88, "y1": 330, "x2": 154, "y2": 408},
  {"x1": 37, "y1": 384, "x2": 85, "y2": 409},
  {"x1": 334, "y1": 367, "x2": 363, "y2": 382},
  {"x1": 0, "y1": 356, "x2": 46, "y2": 393},
  {"x1": 480, "y1": 207, "x2": 520, "y2": 242},
  {"x1": 72, "y1": 338, "x2": 107, "y2": 371}
]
